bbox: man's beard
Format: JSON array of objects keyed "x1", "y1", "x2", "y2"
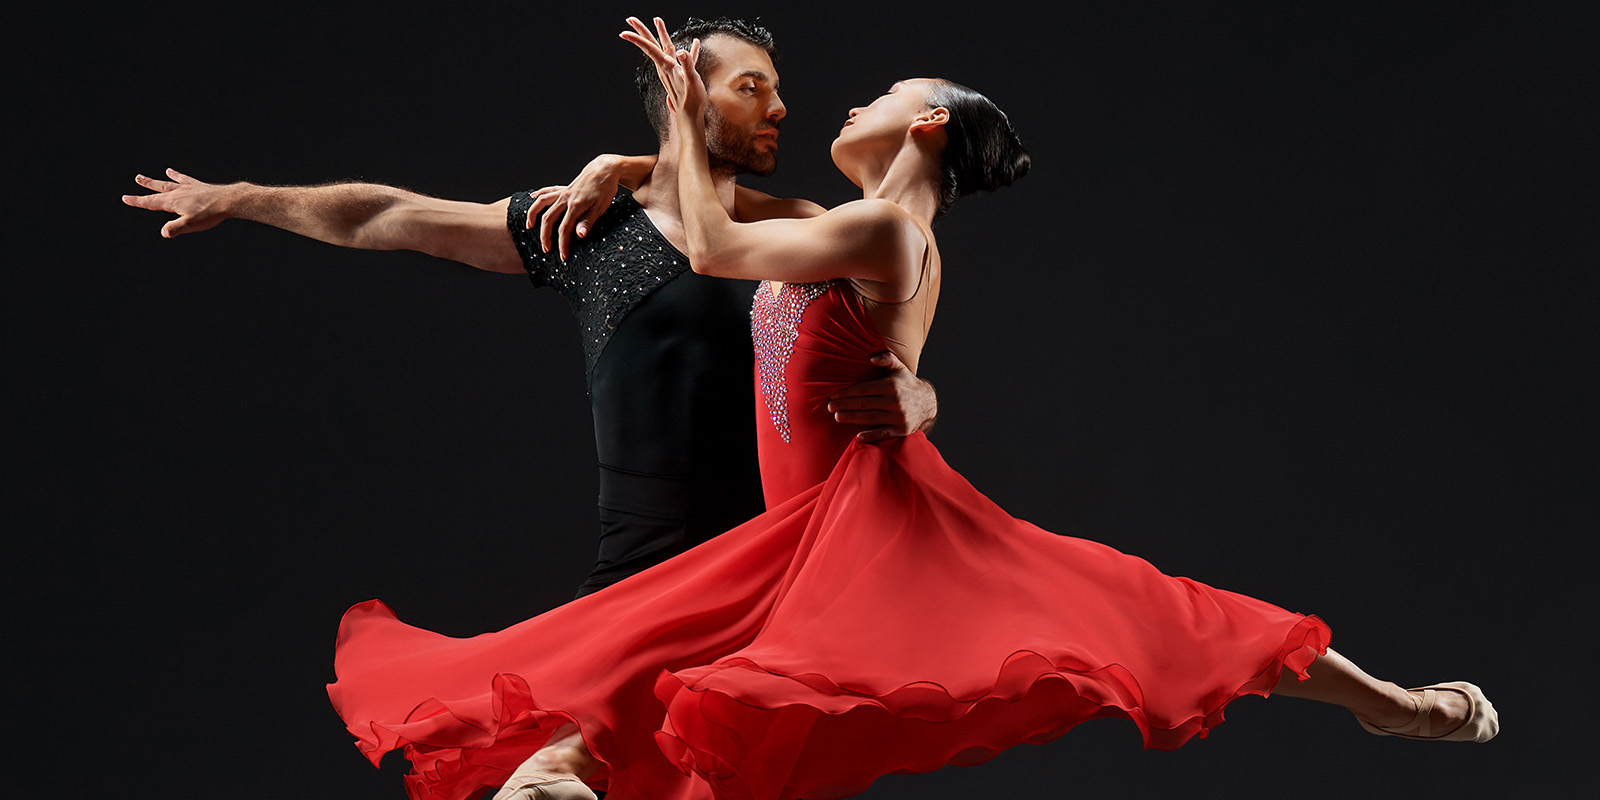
[{"x1": 705, "y1": 104, "x2": 778, "y2": 177}]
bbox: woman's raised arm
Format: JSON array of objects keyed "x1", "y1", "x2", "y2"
[{"x1": 621, "y1": 17, "x2": 922, "y2": 290}]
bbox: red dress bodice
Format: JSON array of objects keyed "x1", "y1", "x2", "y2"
[{"x1": 750, "y1": 281, "x2": 887, "y2": 507}]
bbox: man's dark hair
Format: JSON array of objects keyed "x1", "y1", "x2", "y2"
[{"x1": 635, "y1": 17, "x2": 779, "y2": 143}]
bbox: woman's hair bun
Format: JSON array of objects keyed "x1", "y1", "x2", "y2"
[{"x1": 928, "y1": 80, "x2": 1029, "y2": 218}]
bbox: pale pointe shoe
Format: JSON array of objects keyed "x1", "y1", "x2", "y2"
[
  {"x1": 490, "y1": 770, "x2": 598, "y2": 800},
  {"x1": 1358, "y1": 681, "x2": 1499, "y2": 742}
]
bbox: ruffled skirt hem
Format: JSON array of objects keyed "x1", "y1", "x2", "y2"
[{"x1": 650, "y1": 615, "x2": 1330, "y2": 800}]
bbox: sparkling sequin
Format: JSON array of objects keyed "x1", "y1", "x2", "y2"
[
  {"x1": 508, "y1": 191, "x2": 691, "y2": 389},
  {"x1": 752, "y1": 280, "x2": 830, "y2": 443}
]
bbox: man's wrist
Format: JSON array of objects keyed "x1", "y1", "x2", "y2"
[{"x1": 218, "y1": 181, "x2": 260, "y2": 219}]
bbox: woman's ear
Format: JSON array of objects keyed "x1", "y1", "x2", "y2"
[{"x1": 910, "y1": 106, "x2": 950, "y2": 135}]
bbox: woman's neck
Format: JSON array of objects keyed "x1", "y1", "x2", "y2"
[{"x1": 857, "y1": 142, "x2": 942, "y2": 225}]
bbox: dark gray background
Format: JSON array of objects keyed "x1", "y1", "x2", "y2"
[{"x1": 10, "y1": 2, "x2": 1592, "y2": 798}]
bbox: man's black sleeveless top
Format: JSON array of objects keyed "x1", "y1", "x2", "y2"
[{"x1": 508, "y1": 189, "x2": 766, "y2": 596}]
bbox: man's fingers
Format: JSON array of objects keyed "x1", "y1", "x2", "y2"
[
  {"x1": 826, "y1": 396, "x2": 896, "y2": 413},
  {"x1": 165, "y1": 167, "x2": 194, "y2": 183},
  {"x1": 832, "y1": 410, "x2": 900, "y2": 427},
  {"x1": 869, "y1": 350, "x2": 907, "y2": 371},
  {"x1": 827, "y1": 352, "x2": 909, "y2": 400},
  {"x1": 828, "y1": 378, "x2": 894, "y2": 400},
  {"x1": 135, "y1": 173, "x2": 177, "y2": 193},
  {"x1": 121, "y1": 193, "x2": 162, "y2": 210},
  {"x1": 854, "y1": 427, "x2": 902, "y2": 444}
]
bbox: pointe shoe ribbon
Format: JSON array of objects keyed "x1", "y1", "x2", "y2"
[
  {"x1": 1358, "y1": 680, "x2": 1499, "y2": 742},
  {"x1": 491, "y1": 771, "x2": 598, "y2": 800}
]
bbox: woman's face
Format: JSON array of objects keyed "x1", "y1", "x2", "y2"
[{"x1": 831, "y1": 79, "x2": 940, "y2": 185}]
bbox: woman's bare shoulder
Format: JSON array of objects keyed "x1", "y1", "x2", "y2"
[{"x1": 733, "y1": 186, "x2": 828, "y2": 221}]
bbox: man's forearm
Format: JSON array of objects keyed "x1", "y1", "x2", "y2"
[{"x1": 223, "y1": 182, "x2": 416, "y2": 250}]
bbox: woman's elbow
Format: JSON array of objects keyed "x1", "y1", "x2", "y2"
[{"x1": 687, "y1": 248, "x2": 732, "y2": 277}]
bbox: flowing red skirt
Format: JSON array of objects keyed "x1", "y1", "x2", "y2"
[{"x1": 329, "y1": 435, "x2": 1329, "y2": 800}]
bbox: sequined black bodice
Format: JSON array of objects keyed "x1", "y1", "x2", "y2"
[
  {"x1": 508, "y1": 189, "x2": 765, "y2": 595},
  {"x1": 509, "y1": 190, "x2": 694, "y2": 386}
]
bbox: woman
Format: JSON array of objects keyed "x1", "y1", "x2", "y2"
[{"x1": 328, "y1": 18, "x2": 1496, "y2": 800}]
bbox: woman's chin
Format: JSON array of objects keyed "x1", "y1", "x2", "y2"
[{"x1": 829, "y1": 142, "x2": 857, "y2": 185}]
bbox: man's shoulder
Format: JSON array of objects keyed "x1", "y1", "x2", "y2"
[
  {"x1": 581, "y1": 187, "x2": 664, "y2": 244},
  {"x1": 510, "y1": 185, "x2": 642, "y2": 227},
  {"x1": 507, "y1": 187, "x2": 650, "y2": 270}
]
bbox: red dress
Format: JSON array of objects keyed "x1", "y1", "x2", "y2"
[{"x1": 328, "y1": 282, "x2": 1330, "y2": 800}]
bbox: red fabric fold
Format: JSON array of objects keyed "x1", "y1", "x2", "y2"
[
  {"x1": 328, "y1": 284, "x2": 1332, "y2": 800},
  {"x1": 647, "y1": 436, "x2": 1330, "y2": 800}
]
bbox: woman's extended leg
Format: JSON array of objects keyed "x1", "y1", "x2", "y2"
[
  {"x1": 1272, "y1": 647, "x2": 1497, "y2": 741},
  {"x1": 492, "y1": 724, "x2": 602, "y2": 800}
]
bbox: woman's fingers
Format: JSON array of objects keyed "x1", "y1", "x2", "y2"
[
  {"x1": 621, "y1": 17, "x2": 674, "y2": 66},
  {"x1": 623, "y1": 16, "x2": 653, "y2": 46},
  {"x1": 541, "y1": 196, "x2": 571, "y2": 256},
  {"x1": 652, "y1": 16, "x2": 674, "y2": 52},
  {"x1": 619, "y1": 28, "x2": 660, "y2": 58},
  {"x1": 620, "y1": 32, "x2": 670, "y2": 67},
  {"x1": 619, "y1": 30, "x2": 679, "y2": 111},
  {"x1": 525, "y1": 189, "x2": 559, "y2": 238},
  {"x1": 677, "y1": 39, "x2": 701, "y2": 81},
  {"x1": 622, "y1": 18, "x2": 701, "y2": 114},
  {"x1": 624, "y1": 16, "x2": 656, "y2": 44},
  {"x1": 620, "y1": 31, "x2": 671, "y2": 69}
]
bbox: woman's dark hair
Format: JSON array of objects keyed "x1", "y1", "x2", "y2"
[
  {"x1": 635, "y1": 17, "x2": 779, "y2": 142},
  {"x1": 926, "y1": 80, "x2": 1031, "y2": 219}
]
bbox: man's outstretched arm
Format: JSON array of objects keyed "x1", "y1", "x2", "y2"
[{"x1": 123, "y1": 168, "x2": 523, "y2": 274}]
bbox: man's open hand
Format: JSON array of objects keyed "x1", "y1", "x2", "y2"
[{"x1": 122, "y1": 168, "x2": 231, "y2": 238}]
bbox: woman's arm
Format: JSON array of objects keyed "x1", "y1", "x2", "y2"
[
  {"x1": 522, "y1": 154, "x2": 659, "y2": 259},
  {"x1": 682, "y1": 198, "x2": 921, "y2": 284},
  {"x1": 623, "y1": 18, "x2": 921, "y2": 288}
]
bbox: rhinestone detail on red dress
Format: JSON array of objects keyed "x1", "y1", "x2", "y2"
[{"x1": 752, "y1": 280, "x2": 831, "y2": 443}]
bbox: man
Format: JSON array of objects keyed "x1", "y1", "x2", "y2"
[{"x1": 123, "y1": 17, "x2": 936, "y2": 597}]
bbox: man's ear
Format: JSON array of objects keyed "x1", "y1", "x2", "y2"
[{"x1": 910, "y1": 106, "x2": 950, "y2": 135}]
